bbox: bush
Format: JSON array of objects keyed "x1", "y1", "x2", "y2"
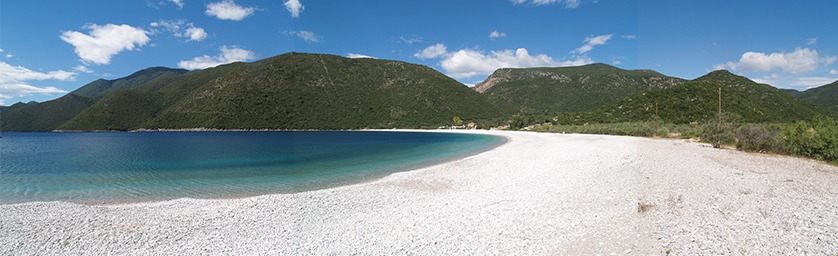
[
  {"x1": 785, "y1": 115, "x2": 838, "y2": 162},
  {"x1": 735, "y1": 124, "x2": 786, "y2": 153}
]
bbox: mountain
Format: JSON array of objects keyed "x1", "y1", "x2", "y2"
[
  {"x1": 474, "y1": 63, "x2": 686, "y2": 115},
  {"x1": 556, "y1": 70, "x2": 833, "y2": 124},
  {"x1": 785, "y1": 80, "x2": 838, "y2": 110},
  {"x1": 0, "y1": 95, "x2": 95, "y2": 131},
  {"x1": 0, "y1": 67, "x2": 186, "y2": 131},
  {"x1": 70, "y1": 67, "x2": 188, "y2": 98},
  {"x1": 58, "y1": 53, "x2": 503, "y2": 130}
]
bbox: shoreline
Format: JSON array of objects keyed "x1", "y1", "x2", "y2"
[{"x1": 1, "y1": 130, "x2": 836, "y2": 254}]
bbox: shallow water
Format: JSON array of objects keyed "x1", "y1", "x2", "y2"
[{"x1": 0, "y1": 131, "x2": 504, "y2": 204}]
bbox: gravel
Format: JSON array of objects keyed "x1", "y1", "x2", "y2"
[{"x1": 1, "y1": 131, "x2": 836, "y2": 255}]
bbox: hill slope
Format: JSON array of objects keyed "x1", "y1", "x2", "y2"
[
  {"x1": 556, "y1": 70, "x2": 833, "y2": 124},
  {"x1": 0, "y1": 67, "x2": 186, "y2": 131},
  {"x1": 475, "y1": 63, "x2": 686, "y2": 114},
  {"x1": 70, "y1": 67, "x2": 188, "y2": 98},
  {"x1": 60, "y1": 53, "x2": 503, "y2": 130},
  {"x1": 786, "y1": 80, "x2": 838, "y2": 110}
]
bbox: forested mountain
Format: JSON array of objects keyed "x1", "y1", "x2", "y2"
[
  {"x1": 785, "y1": 80, "x2": 838, "y2": 110},
  {"x1": 555, "y1": 70, "x2": 832, "y2": 124},
  {"x1": 57, "y1": 53, "x2": 504, "y2": 130},
  {"x1": 0, "y1": 67, "x2": 186, "y2": 131},
  {"x1": 474, "y1": 63, "x2": 686, "y2": 115}
]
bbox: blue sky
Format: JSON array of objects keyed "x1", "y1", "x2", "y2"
[{"x1": 2, "y1": 0, "x2": 837, "y2": 105}]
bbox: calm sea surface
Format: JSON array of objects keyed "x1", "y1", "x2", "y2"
[{"x1": 0, "y1": 131, "x2": 505, "y2": 204}]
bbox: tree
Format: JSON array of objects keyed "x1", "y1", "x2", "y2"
[{"x1": 453, "y1": 116, "x2": 463, "y2": 126}]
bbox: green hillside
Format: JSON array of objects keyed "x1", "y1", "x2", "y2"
[
  {"x1": 60, "y1": 53, "x2": 503, "y2": 130},
  {"x1": 475, "y1": 63, "x2": 685, "y2": 115},
  {"x1": 786, "y1": 80, "x2": 838, "y2": 110},
  {"x1": 0, "y1": 67, "x2": 185, "y2": 131},
  {"x1": 70, "y1": 67, "x2": 188, "y2": 98},
  {"x1": 0, "y1": 94, "x2": 95, "y2": 131},
  {"x1": 556, "y1": 70, "x2": 832, "y2": 124}
]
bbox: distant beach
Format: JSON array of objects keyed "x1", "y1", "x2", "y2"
[{"x1": 1, "y1": 130, "x2": 836, "y2": 255}]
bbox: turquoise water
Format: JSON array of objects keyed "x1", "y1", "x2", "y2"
[{"x1": 0, "y1": 131, "x2": 505, "y2": 204}]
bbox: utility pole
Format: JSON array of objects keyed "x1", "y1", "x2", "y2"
[
  {"x1": 655, "y1": 102, "x2": 659, "y2": 137},
  {"x1": 718, "y1": 87, "x2": 722, "y2": 127}
]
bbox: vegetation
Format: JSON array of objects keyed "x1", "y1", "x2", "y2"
[
  {"x1": 0, "y1": 94, "x2": 96, "y2": 131},
  {"x1": 532, "y1": 115, "x2": 838, "y2": 164},
  {"x1": 785, "y1": 80, "x2": 838, "y2": 111},
  {"x1": 785, "y1": 115, "x2": 838, "y2": 163},
  {"x1": 476, "y1": 63, "x2": 685, "y2": 116},
  {"x1": 58, "y1": 53, "x2": 504, "y2": 130},
  {"x1": 553, "y1": 70, "x2": 834, "y2": 125},
  {"x1": 0, "y1": 67, "x2": 186, "y2": 131}
]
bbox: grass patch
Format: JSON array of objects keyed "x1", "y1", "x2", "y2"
[{"x1": 532, "y1": 115, "x2": 838, "y2": 165}]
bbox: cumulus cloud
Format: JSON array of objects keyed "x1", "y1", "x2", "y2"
[
  {"x1": 511, "y1": 0, "x2": 582, "y2": 8},
  {"x1": 284, "y1": 0, "x2": 304, "y2": 18},
  {"x1": 440, "y1": 48, "x2": 592, "y2": 79},
  {"x1": 150, "y1": 20, "x2": 208, "y2": 42},
  {"x1": 571, "y1": 34, "x2": 612, "y2": 54},
  {"x1": 715, "y1": 48, "x2": 836, "y2": 74},
  {"x1": 489, "y1": 31, "x2": 507, "y2": 39},
  {"x1": 206, "y1": 0, "x2": 255, "y2": 21},
  {"x1": 284, "y1": 30, "x2": 321, "y2": 43},
  {"x1": 807, "y1": 38, "x2": 817, "y2": 45},
  {"x1": 413, "y1": 43, "x2": 448, "y2": 59},
  {"x1": 170, "y1": 0, "x2": 184, "y2": 9},
  {"x1": 177, "y1": 45, "x2": 257, "y2": 70},
  {"x1": 184, "y1": 27, "x2": 208, "y2": 42},
  {"x1": 830, "y1": 69, "x2": 838, "y2": 75},
  {"x1": 346, "y1": 53, "x2": 376, "y2": 59},
  {"x1": 0, "y1": 62, "x2": 74, "y2": 105},
  {"x1": 60, "y1": 24, "x2": 150, "y2": 65}
]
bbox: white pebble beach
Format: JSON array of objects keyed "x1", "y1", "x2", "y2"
[{"x1": 1, "y1": 130, "x2": 837, "y2": 255}]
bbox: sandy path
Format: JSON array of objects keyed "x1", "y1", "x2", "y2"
[{"x1": 1, "y1": 131, "x2": 836, "y2": 255}]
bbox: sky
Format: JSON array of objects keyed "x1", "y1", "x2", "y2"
[{"x1": 1, "y1": 0, "x2": 837, "y2": 105}]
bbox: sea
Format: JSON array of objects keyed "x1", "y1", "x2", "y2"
[{"x1": 0, "y1": 131, "x2": 505, "y2": 204}]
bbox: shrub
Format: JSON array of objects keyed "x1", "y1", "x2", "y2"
[
  {"x1": 784, "y1": 115, "x2": 838, "y2": 163},
  {"x1": 735, "y1": 124, "x2": 786, "y2": 153}
]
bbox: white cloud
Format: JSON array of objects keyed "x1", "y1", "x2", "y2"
[
  {"x1": 489, "y1": 31, "x2": 507, "y2": 39},
  {"x1": 0, "y1": 62, "x2": 74, "y2": 105},
  {"x1": 621, "y1": 34, "x2": 636, "y2": 40},
  {"x1": 440, "y1": 48, "x2": 592, "y2": 79},
  {"x1": 830, "y1": 69, "x2": 838, "y2": 75},
  {"x1": 751, "y1": 73, "x2": 780, "y2": 85},
  {"x1": 60, "y1": 24, "x2": 150, "y2": 65},
  {"x1": 346, "y1": 53, "x2": 376, "y2": 59},
  {"x1": 206, "y1": 0, "x2": 255, "y2": 21},
  {"x1": 716, "y1": 48, "x2": 836, "y2": 74},
  {"x1": 400, "y1": 35, "x2": 423, "y2": 45},
  {"x1": 185, "y1": 27, "x2": 207, "y2": 42},
  {"x1": 571, "y1": 34, "x2": 612, "y2": 54},
  {"x1": 150, "y1": 20, "x2": 207, "y2": 42},
  {"x1": 283, "y1": 0, "x2": 304, "y2": 18},
  {"x1": 284, "y1": 30, "x2": 321, "y2": 43},
  {"x1": 170, "y1": 0, "x2": 184, "y2": 9},
  {"x1": 807, "y1": 38, "x2": 817, "y2": 45},
  {"x1": 73, "y1": 65, "x2": 94, "y2": 73},
  {"x1": 822, "y1": 56, "x2": 837, "y2": 66},
  {"x1": 511, "y1": 0, "x2": 582, "y2": 8},
  {"x1": 0, "y1": 48, "x2": 11, "y2": 58},
  {"x1": 791, "y1": 76, "x2": 837, "y2": 87},
  {"x1": 413, "y1": 43, "x2": 448, "y2": 59},
  {"x1": 177, "y1": 45, "x2": 257, "y2": 70}
]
